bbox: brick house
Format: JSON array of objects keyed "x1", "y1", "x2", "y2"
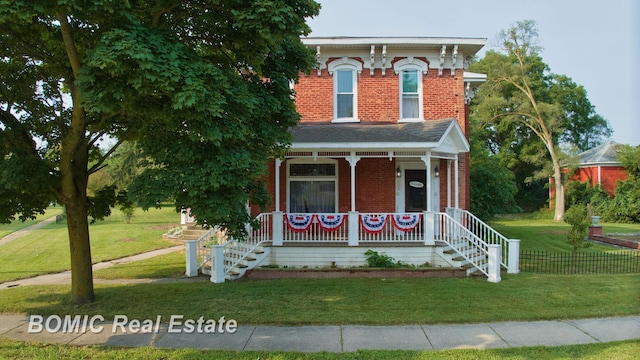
[
  {"x1": 550, "y1": 140, "x2": 629, "y2": 201},
  {"x1": 187, "y1": 37, "x2": 520, "y2": 283}
]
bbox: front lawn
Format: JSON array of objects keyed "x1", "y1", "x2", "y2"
[
  {"x1": 0, "y1": 206, "x2": 64, "y2": 238},
  {"x1": 490, "y1": 216, "x2": 640, "y2": 252},
  {"x1": 0, "y1": 206, "x2": 180, "y2": 283},
  {"x1": 1, "y1": 273, "x2": 637, "y2": 325}
]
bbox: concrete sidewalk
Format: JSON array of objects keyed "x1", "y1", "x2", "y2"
[{"x1": 1, "y1": 314, "x2": 638, "y2": 352}]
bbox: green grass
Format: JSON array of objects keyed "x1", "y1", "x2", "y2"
[
  {"x1": 1, "y1": 338, "x2": 638, "y2": 359},
  {"x1": 93, "y1": 251, "x2": 186, "y2": 280},
  {"x1": 489, "y1": 216, "x2": 640, "y2": 252},
  {"x1": 0, "y1": 207, "x2": 181, "y2": 283},
  {"x1": 1, "y1": 273, "x2": 637, "y2": 325},
  {"x1": 0, "y1": 206, "x2": 64, "y2": 238}
]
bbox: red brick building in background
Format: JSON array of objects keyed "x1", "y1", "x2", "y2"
[{"x1": 550, "y1": 140, "x2": 628, "y2": 201}]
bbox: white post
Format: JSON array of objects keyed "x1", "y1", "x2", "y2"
[
  {"x1": 454, "y1": 156, "x2": 459, "y2": 209},
  {"x1": 507, "y1": 239, "x2": 520, "y2": 274},
  {"x1": 185, "y1": 240, "x2": 198, "y2": 277},
  {"x1": 272, "y1": 211, "x2": 284, "y2": 246},
  {"x1": 447, "y1": 160, "x2": 452, "y2": 208},
  {"x1": 211, "y1": 245, "x2": 226, "y2": 283},
  {"x1": 346, "y1": 153, "x2": 361, "y2": 212},
  {"x1": 423, "y1": 211, "x2": 435, "y2": 245},
  {"x1": 275, "y1": 159, "x2": 282, "y2": 212},
  {"x1": 487, "y1": 244, "x2": 501, "y2": 283},
  {"x1": 348, "y1": 211, "x2": 359, "y2": 246}
]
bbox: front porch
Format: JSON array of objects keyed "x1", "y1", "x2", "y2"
[{"x1": 185, "y1": 208, "x2": 520, "y2": 284}]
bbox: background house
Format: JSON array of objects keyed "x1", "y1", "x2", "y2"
[{"x1": 550, "y1": 140, "x2": 628, "y2": 201}]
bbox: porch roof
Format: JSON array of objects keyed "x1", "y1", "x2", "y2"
[{"x1": 288, "y1": 118, "x2": 469, "y2": 154}]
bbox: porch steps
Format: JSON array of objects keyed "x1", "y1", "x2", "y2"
[
  {"x1": 438, "y1": 244, "x2": 488, "y2": 277},
  {"x1": 224, "y1": 245, "x2": 271, "y2": 281}
]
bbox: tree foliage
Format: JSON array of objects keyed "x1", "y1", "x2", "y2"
[
  {"x1": 469, "y1": 118, "x2": 519, "y2": 220},
  {"x1": 469, "y1": 20, "x2": 611, "y2": 220},
  {"x1": 0, "y1": 0, "x2": 320, "y2": 304}
]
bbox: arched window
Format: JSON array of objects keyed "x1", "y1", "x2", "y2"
[
  {"x1": 328, "y1": 57, "x2": 362, "y2": 123},
  {"x1": 394, "y1": 57, "x2": 429, "y2": 122}
]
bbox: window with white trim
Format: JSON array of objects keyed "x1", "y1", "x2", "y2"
[
  {"x1": 328, "y1": 57, "x2": 362, "y2": 123},
  {"x1": 336, "y1": 69, "x2": 355, "y2": 118},
  {"x1": 287, "y1": 160, "x2": 338, "y2": 213},
  {"x1": 394, "y1": 57, "x2": 428, "y2": 122},
  {"x1": 401, "y1": 70, "x2": 420, "y2": 119}
]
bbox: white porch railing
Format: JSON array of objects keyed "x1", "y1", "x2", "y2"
[
  {"x1": 358, "y1": 213, "x2": 424, "y2": 243},
  {"x1": 447, "y1": 208, "x2": 520, "y2": 274},
  {"x1": 282, "y1": 213, "x2": 349, "y2": 243}
]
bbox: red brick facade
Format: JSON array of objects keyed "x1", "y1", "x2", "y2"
[{"x1": 254, "y1": 47, "x2": 477, "y2": 216}]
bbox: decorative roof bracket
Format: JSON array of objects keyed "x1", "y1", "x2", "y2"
[
  {"x1": 450, "y1": 45, "x2": 458, "y2": 76},
  {"x1": 316, "y1": 46, "x2": 322, "y2": 76},
  {"x1": 370, "y1": 45, "x2": 375, "y2": 76},
  {"x1": 381, "y1": 45, "x2": 387, "y2": 76},
  {"x1": 439, "y1": 45, "x2": 446, "y2": 76}
]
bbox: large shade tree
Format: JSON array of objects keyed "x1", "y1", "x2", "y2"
[
  {"x1": 0, "y1": 0, "x2": 320, "y2": 304},
  {"x1": 470, "y1": 20, "x2": 611, "y2": 221}
]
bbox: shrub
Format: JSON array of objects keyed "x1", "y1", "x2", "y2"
[
  {"x1": 563, "y1": 204, "x2": 591, "y2": 253},
  {"x1": 364, "y1": 250, "x2": 411, "y2": 268}
]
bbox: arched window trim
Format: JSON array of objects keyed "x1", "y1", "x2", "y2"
[{"x1": 328, "y1": 57, "x2": 362, "y2": 123}]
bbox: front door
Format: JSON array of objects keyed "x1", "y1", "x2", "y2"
[{"x1": 405, "y1": 170, "x2": 427, "y2": 212}]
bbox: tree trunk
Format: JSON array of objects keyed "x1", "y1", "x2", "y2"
[
  {"x1": 552, "y1": 159, "x2": 565, "y2": 222},
  {"x1": 64, "y1": 196, "x2": 95, "y2": 304}
]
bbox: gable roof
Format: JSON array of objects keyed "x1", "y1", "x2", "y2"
[
  {"x1": 289, "y1": 118, "x2": 469, "y2": 154},
  {"x1": 577, "y1": 140, "x2": 621, "y2": 166}
]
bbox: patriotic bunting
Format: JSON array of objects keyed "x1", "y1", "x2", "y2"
[
  {"x1": 392, "y1": 213, "x2": 422, "y2": 232},
  {"x1": 317, "y1": 214, "x2": 346, "y2": 231},
  {"x1": 285, "y1": 214, "x2": 315, "y2": 232},
  {"x1": 360, "y1": 214, "x2": 388, "y2": 234}
]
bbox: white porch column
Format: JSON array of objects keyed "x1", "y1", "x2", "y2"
[
  {"x1": 487, "y1": 244, "x2": 501, "y2": 283},
  {"x1": 274, "y1": 159, "x2": 282, "y2": 212},
  {"x1": 185, "y1": 240, "x2": 198, "y2": 277},
  {"x1": 211, "y1": 244, "x2": 226, "y2": 283},
  {"x1": 454, "y1": 155, "x2": 459, "y2": 209},
  {"x1": 420, "y1": 153, "x2": 432, "y2": 212},
  {"x1": 446, "y1": 160, "x2": 452, "y2": 208},
  {"x1": 346, "y1": 152, "x2": 361, "y2": 212},
  {"x1": 346, "y1": 153, "x2": 361, "y2": 246},
  {"x1": 507, "y1": 239, "x2": 521, "y2": 274}
]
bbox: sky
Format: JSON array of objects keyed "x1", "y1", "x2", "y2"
[{"x1": 306, "y1": 0, "x2": 640, "y2": 146}]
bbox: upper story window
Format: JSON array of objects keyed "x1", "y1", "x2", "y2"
[
  {"x1": 394, "y1": 57, "x2": 429, "y2": 122},
  {"x1": 328, "y1": 57, "x2": 362, "y2": 123},
  {"x1": 401, "y1": 70, "x2": 420, "y2": 119}
]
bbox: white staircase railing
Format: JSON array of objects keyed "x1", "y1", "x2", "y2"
[
  {"x1": 212, "y1": 213, "x2": 273, "y2": 282},
  {"x1": 447, "y1": 208, "x2": 520, "y2": 274},
  {"x1": 434, "y1": 212, "x2": 501, "y2": 282},
  {"x1": 185, "y1": 226, "x2": 224, "y2": 277}
]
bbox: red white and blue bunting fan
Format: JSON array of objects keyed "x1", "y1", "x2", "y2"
[
  {"x1": 317, "y1": 214, "x2": 346, "y2": 231},
  {"x1": 360, "y1": 214, "x2": 388, "y2": 234},
  {"x1": 392, "y1": 213, "x2": 422, "y2": 232},
  {"x1": 285, "y1": 214, "x2": 316, "y2": 232}
]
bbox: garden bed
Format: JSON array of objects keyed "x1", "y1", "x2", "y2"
[{"x1": 243, "y1": 267, "x2": 467, "y2": 280}]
